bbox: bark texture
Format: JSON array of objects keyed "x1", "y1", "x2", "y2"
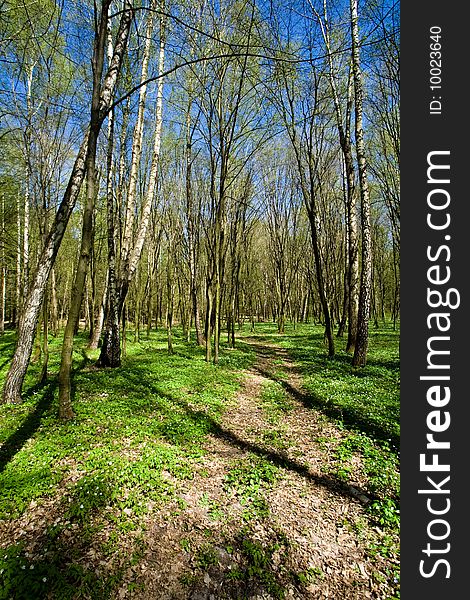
[{"x1": 350, "y1": 0, "x2": 372, "y2": 367}]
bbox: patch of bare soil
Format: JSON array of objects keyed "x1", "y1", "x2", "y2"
[{"x1": 122, "y1": 339, "x2": 398, "y2": 600}]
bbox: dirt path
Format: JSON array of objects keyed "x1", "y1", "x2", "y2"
[{"x1": 127, "y1": 339, "x2": 397, "y2": 600}]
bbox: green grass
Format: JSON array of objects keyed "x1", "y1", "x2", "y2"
[
  {"x1": 260, "y1": 380, "x2": 295, "y2": 424},
  {"x1": 232, "y1": 535, "x2": 288, "y2": 599},
  {"x1": 249, "y1": 321, "x2": 400, "y2": 448},
  {"x1": 224, "y1": 453, "x2": 280, "y2": 521}
]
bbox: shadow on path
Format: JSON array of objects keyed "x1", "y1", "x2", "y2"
[
  {"x1": 244, "y1": 338, "x2": 399, "y2": 451},
  {"x1": 124, "y1": 365, "x2": 376, "y2": 505}
]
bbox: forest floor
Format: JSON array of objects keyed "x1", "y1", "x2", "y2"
[
  {"x1": 0, "y1": 324, "x2": 400, "y2": 600},
  {"x1": 121, "y1": 337, "x2": 399, "y2": 600}
]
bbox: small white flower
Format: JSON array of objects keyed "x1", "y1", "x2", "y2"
[
  {"x1": 80, "y1": 504, "x2": 84, "y2": 509},
  {"x1": 43, "y1": 577, "x2": 47, "y2": 582},
  {"x1": 30, "y1": 565, "x2": 34, "y2": 569},
  {"x1": 21, "y1": 565, "x2": 26, "y2": 570}
]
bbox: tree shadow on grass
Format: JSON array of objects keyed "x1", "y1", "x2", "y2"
[
  {"x1": 0, "y1": 379, "x2": 57, "y2": 474},
  {"x1": 243, "y1": 337, "x2": 399, "y2": 451},
  {"x1": 0, "y1": 471, "x2": 124, "y2": 600},
  {"x1": 0, "y1": 334, "x2": 16, "y2": 372},
  {"x1": 0, "y1": 340, "x2": 382, "y2": 599},
  {"x1": 168, "y1": 524, "x2": 375, "y2": 600},
  {"x1": 0, "y1": 357, "x2": 13, "y2": 371},
  {"x1": 255, "y1": 363, "x2": 399, "y2": 451},
  {"x1": 122, "y1": 362, "x2": 376, "y2": 505}
]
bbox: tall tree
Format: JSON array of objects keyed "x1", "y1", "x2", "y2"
[
  {"x1": 350, "y1": 0, "x2": 372, "y2": 367},
  {"x1": 314, "y1": 0, "x2": 359, "y2": 352},
  {"x1": 2, "y1": 0, "x2": 134, "y2": 404},
  {"x1": 58, "y1": 0, "x2": 114, "y2": 419},
  {"x1": 99, "y1": 1, "x2": 167, "y2": 368}
]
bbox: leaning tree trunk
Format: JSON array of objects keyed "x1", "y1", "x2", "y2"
[
  {"x1": 58, "y1": 0, "x2": 130, "y2": 419},
  {"x1": 1, "y1": 1, "x2": 133, "y2": 404},
  {"x1": 99, "y1": 8, "x2": 166, "y2": 367},
  {"x1": 58, "y1": 125, "x2": 100, "y2": 419},
  {"x1": 2, "y1": 132, "x2": 90, "y2": 404},
  {"x1": 350, "y1": 0, "x2": 372, "y2": 367}
]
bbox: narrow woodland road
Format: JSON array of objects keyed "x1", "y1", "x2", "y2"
[{"x1": 128, "y1": 338, "x2": 397, "y2": 600}]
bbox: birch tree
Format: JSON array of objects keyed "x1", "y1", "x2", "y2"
[
  {"x1": 99, "y1": 2, "x2": 167, "y2": 367},
  {"x1": 313, "y1": 0, "x2": 359, "y2": 352},
  {"x1": 2, "y1": 0, "x2": 134, "y2": 404},
  {"x1": 350, "y1": 0, "x2": 372, "y2": 367}
]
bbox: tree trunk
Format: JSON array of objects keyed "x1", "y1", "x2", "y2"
[
  {"x1": 119, "y1": 14, "x2": 166, "y2": 306},
  {"x1": 2, "y1": 132, "x2": 89, "y2": 404},
  {"x1": 308, "y1": 211, "x2": 335, "y2": 357},
  {"x1": 97, "y1": 23, "x2": 120, "y2": 366},
  {"x1": 39, "y1": 289, "x2": 49, "y2": 384},
  {"x1": 120, "y1": 0, "x2": 157, "y2": 270},
  {"x1": 15, "y1": 192, "x2": 22, "y2": 326},
  {"x1": 350, "y1": 0, "x2": 372, "y2": 367},
  {"x1": 0, "y1": 265, "x2": 4, "y2": 336},
  {"x1": 89, "y1": 276, "x2": 107, "y2": 350},
  {"x1": 121, "y1": 304, "x2": 127, "y2": 358},
  {"x1": 185, "y1": 103, "x2": 204, "y2": 347},
  {"x1": 50, "y1": 268, "x2": 59, "y2": 336},
  {"x1": 205, "y1": 281, "x2": 213, "y2": 363},
  {"x1": 317, "y1": 3, "x2": 358, "y2": 351},
  {"x1": 167, "y1": 265, "x2": 174, "y2": 355},
  {"x1": 58, "y1": 0, "x2": 111, "y2": 419},
  {"x1": 100, "y1": 8, "x2": 166, "y2": 367},
  {"x1": 0, "y1": 193, "x2": 5, "y2": 336}
]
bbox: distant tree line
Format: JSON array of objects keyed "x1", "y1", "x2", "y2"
[{"x1": 0, "y1": 0, "x2": 400, "y2": 416}]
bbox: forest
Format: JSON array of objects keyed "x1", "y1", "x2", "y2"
[{"x1": 0, "y1": 0, "x2": 400, "y2": 598}]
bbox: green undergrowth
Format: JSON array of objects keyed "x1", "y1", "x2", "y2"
[
  {"x1": 260, "y1": 380, "x2": 295, "y2": 424},
  {"x1": 0, "y1": 327, "x2": 255, "y2": 598},
  {"x1": 225, "y1": 532, "x2": 289, "y2": 599},
  {"x1": 182, "y1": 528, "x2": 292, "y2": 600},
  {"x1": 224, "y1": 453, "x2": 280, "y2": 521},
  {"x1": 0, "y1": 321, "x2": 400, "y2": 598}
]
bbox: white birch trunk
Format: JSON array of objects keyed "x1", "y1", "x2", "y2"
[
  {"x1": 350, "y1": 0, "x2": 372, "y2": 367},
  {"x1": 2, "y1": 2, "x2": 134, "y2": 404},
  {"x1": 120, "y1": 0, "x2": 158, "y2": 269},
  {"x1": 119, "y1": 13, "x2": 166, "y2": 308}
]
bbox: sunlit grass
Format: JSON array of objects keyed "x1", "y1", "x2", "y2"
[
  {"x1": 0, "y1": 320, "x2": 400, "y2": 597},
  {"x1": 0, "y1": 327, "x2": 255, "y2": 597}
]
